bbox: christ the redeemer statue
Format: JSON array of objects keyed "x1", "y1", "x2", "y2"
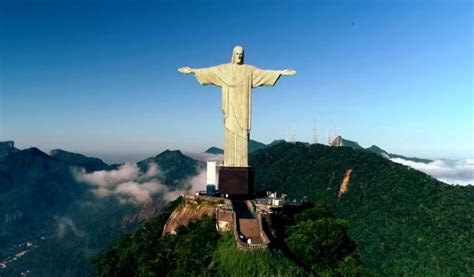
[{"x1": 178, "y1": 46, "x2": 295, "y2": 167}]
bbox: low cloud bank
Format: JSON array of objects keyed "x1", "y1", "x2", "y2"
[
  {"x1": 390, "y1": 158, "x2": 474, "y2": 186},
  {"x1": 186, "y1": 167, "x2": 207, "y2": 193},
  {"x1": 74, "y1": 162, "x2": 209, "y2": 204},
  {"x1": 185, "y1": 152, "x2": 223, "y2": 163},
  {"x1": 55, "y1": 216, "x2": 85, "y2": 238},
  {"x1": 74, "y1": 163, "x2": 181, "y2": 204}
]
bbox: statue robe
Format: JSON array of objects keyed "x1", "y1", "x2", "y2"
[{"x1": 194, "y1": 64, "x2": 281, "y2": 166}]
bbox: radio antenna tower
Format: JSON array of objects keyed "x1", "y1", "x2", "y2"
[
  {"x1": 290, "y1": 125, "x2": 296, "y2": 143},
  {"x1": 328, "y1": 128, "x2": 331, "y2": 145},
  {"x1": 310, "y1": 118, "x2": 318, "y2": 144}
]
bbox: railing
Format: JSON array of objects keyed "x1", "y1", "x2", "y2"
[
  {"x1": 232, "y1": 210, "x2": 270, "y2": 251},
  {"x1": 256, "y1": 213, "x2": 270, "y2": 245},
  {"x1": 182, "y1": 194, "x2": 269, "y2": 251},
  {"x1": 245, "y1": 200, "x2": 257, "y2": 217},
  {"x1": 184, "y1": 194, "x2": 231, "y2": 206},
  {"x1": 216, "y1": 209, "x2": 234, "y2": 232}
]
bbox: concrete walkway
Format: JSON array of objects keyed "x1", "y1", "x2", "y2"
[{"x1": 232, "y1": 200, "x2": 266, "y2": 245}]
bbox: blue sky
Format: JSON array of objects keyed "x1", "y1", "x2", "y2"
[{"x1": 1, "y1": 0, "x2": 472, "y2": 161}]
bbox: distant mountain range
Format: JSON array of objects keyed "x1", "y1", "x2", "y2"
[
  {"x1": 50, "y1": 149, "x2": 111, "y2": 172},
  {"x1": 205, "y1": 139, "x2": 286, "y2": 155},
  {"x1": 204, "y1": 146, "x2": 224, "y2": 154},
  {"x1": 206, "y1": 137, "x2": 432, "y2": 163},
  {"x1": 0, "y1": 141, "x2": 19, "y2": 159},
  {"x1": 338, "y1": 137, "x2": 433, "y2": 163},
  {"x1": 0, "y1": 142, "x2": 200, "y2": 276},
  {"x1": 0, "y1": 138, "x2": 452, "y2": 275},
  {"x1": 137, "y1": 149, "x2": 203, "y2": 188}
]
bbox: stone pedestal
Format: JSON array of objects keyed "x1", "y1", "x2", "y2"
[{"x1": 218, "y1": 166, "x2": 254, "y2": 197}]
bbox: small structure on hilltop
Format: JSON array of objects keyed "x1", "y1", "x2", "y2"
[
  {"x1": 206, "y1": 161, "x2": 221, "y2": 196},
  {"x1": 254, "y1": 191, "x2": 287, "y2": 213},
  {"x1": 163, "y1": 191, "x2": 302, "y2": 251},
  {"x1": 329, "y1": 135, "x2": 343, "y2": 147}
]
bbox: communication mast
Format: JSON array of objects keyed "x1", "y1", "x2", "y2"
[
  {"x1": 289, "y1": 125, "x2": 296, "y2": 144},
  {"x1": 310, "y1": 118, "x2": 318, "y2": 145},
  {"x1": 328, "y1": 124, "x2": 343, "y2": 147},
  {"x1": 327, "y1": 128, "x2": 331, "y2": 145}
]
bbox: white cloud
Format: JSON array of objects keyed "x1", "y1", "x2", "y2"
[
  {"x1": 74, "y1": 162, "x2": 208, "y2": 205},
  {"x1": 157, "y1": 167, "x2": 208, "y2": 201},
  {"x1": 180, "y1": 152, "x2": 220, "y2": 193},
  {"x1": 185, "y1": 152, "x2": 223, "y2": 163},
  {"x1": 185, "y1": 168, "x2": 207, "y2": 193},
  {"x1": 55, "y1": 216, "x2": 85, "y2": 238},
  {"x1": 390, "y1": 158, "x2": 474, "y2": 186},
  {"x1": 116, "y1": 181, "x2": 166, "y2": 204},
  {"x1": 162, "y1": 189, "x2": 186, "y2": 203},
  {"x1": 74, "y1": 162, "x2": 180, "y2": 204},
  {"x1": 76, "y1": 163, "x2": 139, "y2": 188},
  {"x1": 144, "y1": 163, "x2": 160, "y2": 178}
]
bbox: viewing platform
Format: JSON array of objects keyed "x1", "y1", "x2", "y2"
[{"x1": 168, "y1": 194, "x2": 271, "y2": 250}]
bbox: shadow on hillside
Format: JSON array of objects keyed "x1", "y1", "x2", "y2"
[{"x1": 262, "y1": 216, "x2": 315, "y2": 274}]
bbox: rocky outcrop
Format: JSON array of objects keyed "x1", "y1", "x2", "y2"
[
  {"x1": 338, "y1": 169, "x2": 353, "y2": 197},
  {"x1": 50, "y1": 149, "x2": 110, "y2": 172},
  {"x1": 163, "y1": 205, "x2": 216, "y2": 235},
  {"x1": 0, "y1": 141, "x2": 19, "y2": 159}
]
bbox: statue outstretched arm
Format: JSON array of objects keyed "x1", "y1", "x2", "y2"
[
  {"x1": 178, "y1": 67, "x2": 195, "y2": 74},
  {"x1": 179, "y1": 65, "x2": 223, "y2": 87},
  {"x1": 280, "y1": 69, "x2": 296, "y2": 76},
  {"x1": 252, "y1": 68, "x2": 296, "y2": 87}
]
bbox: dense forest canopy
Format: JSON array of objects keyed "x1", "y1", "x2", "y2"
[
  {"x1": 95, "y1": 198, "x2": 366, "y2": 276},
  {"x1": 251, "y1": 142, "x2": 474, "y2": 275}
]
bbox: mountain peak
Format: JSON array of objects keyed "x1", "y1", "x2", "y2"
[
  {"x1": 339, "y1": 137, "x2": 363, "y2": 149},
  {"x1": 156, "y1": 149, "x2": 184, "y2": 158},
  {"x1": 204, "y1": 147, "x2": 224, "y2": 154},
  {"x1": 205, "y1": 139, "x2": 280, "y2": 155},
  {"x1": 0, "y1": 140, "x2": 19, "y2": 159},
  {"x1": 50, "y1": 149, "x2": 65, "y2": 156},
  {"x1": 0, "y1": 140, "x2": 15, "y2": 148},
  {"x1": 50, "y1": 149, "x2": 88, "y2": 159},
  {"x1": 24, "y1": 147, "x2": 50, "y2": 158},
  {"x1": 50, "y1": 149, "x2": 110, "y2": 172},
  {"x1": 366, "y1": 145, "x2": 388, "y2": 154},
  {"x1": 368, "y1": 145, "x2": 384, "y2": 150}
]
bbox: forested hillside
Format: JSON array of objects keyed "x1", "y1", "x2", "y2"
[
  {"x1": 3, "y1": 141, "x2": 472, "y2": 275},
  {"x1": 251, "y1": 142, "x2": 474, "y2": 275},
  {"x1": 0, "y1": 147, "x2": 200, "y2": 276},
  {"x1": 95, "y1": 198, "x2": 365, "y2": 276}
]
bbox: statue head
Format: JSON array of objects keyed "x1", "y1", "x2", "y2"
[{"x1": 231, "y1": 45, "x2": 244, "y2": 65}]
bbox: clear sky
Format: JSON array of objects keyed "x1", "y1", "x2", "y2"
[{"x1": 1, "y1": 0, "x2": 472, "y2": 160}]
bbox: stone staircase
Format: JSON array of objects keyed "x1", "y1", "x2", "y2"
[
  {"x1": 232, "y1": 200, "x2": 269, "y2": 249},
  {"x1": 238, "y1": 218, "x2": 264, "y2": 244}
]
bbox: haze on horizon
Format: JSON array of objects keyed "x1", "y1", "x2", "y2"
[{"x1": 0, "y1": 0, "x2": 472, "y2": 160}]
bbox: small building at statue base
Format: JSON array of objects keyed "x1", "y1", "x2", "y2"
[
  {"x1": 206, "y1": 161, "x2": 220, "y2": 196},
  {"x1": 218, "y1": 166, "x2": 254, "y2": 198},
  {"x1": 206, "y1": 160, "x2": 254, "y2": 198}
]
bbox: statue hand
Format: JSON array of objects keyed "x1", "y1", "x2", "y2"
[
  {"x1": 178, "y1": 67, "x2": 193, "y2": 74},
  {"x1": 281, "y1": 69, "x2": 296, "y2": 76}
]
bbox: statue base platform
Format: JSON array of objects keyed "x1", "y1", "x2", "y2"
[{"x1": 218, "y1": 166, "x2": 254, "y2": 198}]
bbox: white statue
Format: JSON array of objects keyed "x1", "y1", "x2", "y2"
[{"x1": 179, "y1": 46, "x2": 296, "y2": 167}]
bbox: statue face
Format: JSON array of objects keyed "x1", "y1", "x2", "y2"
[{"x1": 232, "y1": 47, "x2": 244, "y2": 64}]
